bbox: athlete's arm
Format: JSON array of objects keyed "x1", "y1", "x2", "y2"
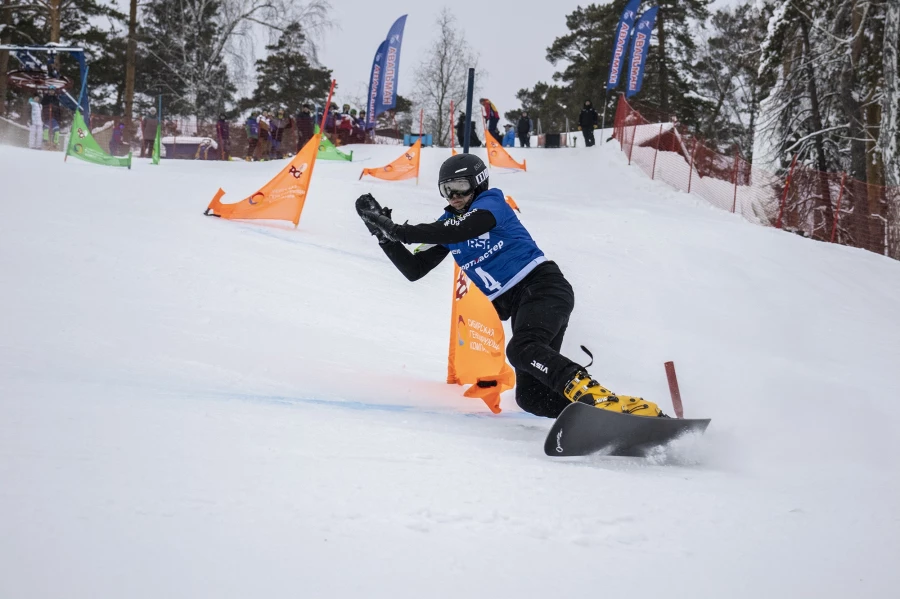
[
  {"x1": 380, "y1": 242, "x2": 451, "y2": 281},
  {"x1": 395, "y1": 210, "x2": 496, "y2": 245}
]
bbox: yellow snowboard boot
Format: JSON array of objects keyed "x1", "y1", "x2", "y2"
[{"x1": 562, "y1": 371, "x2": 667, "y2": 417}]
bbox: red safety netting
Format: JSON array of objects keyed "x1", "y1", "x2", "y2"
[{"x1": 611, "y1": 96, "x2": 900, "y2": 260}]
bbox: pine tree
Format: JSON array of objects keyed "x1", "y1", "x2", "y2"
[
  {"x1": 519, "y1": 0, "x2": 712, "y2": 133},
  {"x1": 137, "y1": 0, "x2": 234, "y2": 120},
  {"x1": 693, "y1": 2, "x2": 774, "y2": 156},
  {"x1": 241, "y1": 22, "x2": 331, "y2": 113},
  {"x1": 638, "y1": 0, "x2": 712, "y2": 126}
]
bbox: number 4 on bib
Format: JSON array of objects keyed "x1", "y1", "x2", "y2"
[{"x1": 474, "y1": 267, "x2": 502, "y2": 292}]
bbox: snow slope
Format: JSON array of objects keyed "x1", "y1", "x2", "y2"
[{"x1": 1, "y1": 142, "x2": 898, "y2": 598}]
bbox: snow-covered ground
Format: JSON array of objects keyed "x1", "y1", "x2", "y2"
[{"x1": 1, "y1": 141, "x2": 898, "y2": 598}]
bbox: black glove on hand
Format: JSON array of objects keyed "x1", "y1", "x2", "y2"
[{"x1": 355, "y1": 193, "x2": 401, "y2": 244}]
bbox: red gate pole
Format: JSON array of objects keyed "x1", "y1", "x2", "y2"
[
  {"x1": 830, "y1": 173, "x2": 847, "y2": 243},
  {"x1": 650, "y1": 122, "x2": 663, "y2": 180},
  {"x1": 777, "y1": 154, "x2": 799, "y2": 229},
  {"x1": 664, "y1": 361, "x2": 684, "y2": 419},
  {"x1": 627, "y1": 120, "x2": 637, "y2": 165},
  {"x1": 687, "y1": 138, "x2": 698, "y2": 193},
  {"x1": 731, "y1": 150, "x2": 740, "y2": 213}
]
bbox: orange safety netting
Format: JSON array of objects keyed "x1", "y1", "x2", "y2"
[
  {"x1": 611, "y1": 96, "x2": 900, "y2": 260},
  {"x1": 359, "y1": 138, "x2": 421, "y2": 182},
  {"x1": 205, "y1": 133, "x2": 321, "y2": 226}
]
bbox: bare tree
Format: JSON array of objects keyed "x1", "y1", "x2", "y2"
[{"x1": 412, "y1": 8, "x2": 482, "y2": 146}]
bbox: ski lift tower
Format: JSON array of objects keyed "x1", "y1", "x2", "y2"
[{"x1": 0, "y1": 44, "x2": 89, "y2": 118}]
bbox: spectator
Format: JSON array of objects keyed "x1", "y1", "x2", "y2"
[
  {"x1": 245, "y1": 112, "x2": 259, "y2": 161},
  {"x1": 270, "y1": 108, "x2": 291, "y2": 159},
  {"x1": 28, "y1": 95, "x2": 42, "y2": 150},
  {"x1": 140, "y1": 107, "x2": 159, "y2": 158},
  {"x1": 257, "y1": 110, "x2": 271, "y2": 160},
  {"x1": 109, "y1": 121, "x2": 126, "y2": 156},
  {"x1": 578, "y1": 100, "x2": 599, "y2": 147},
  {"x1": 41, "y1": 94, "x2": 61, "y2": 148},
  {"x1": 479, "y1": 98, "x2": 501, "y2": 144},
  {"x1": 502, "y1": 123, "x2": 516, "y2": 147},
  {"x1": 295, "y1": 104, "x2": 315, "y2": 152},
  {"x1": 517, "y1": 111, "x2": 532, "y2": 148},
  {"x1": 216, "y1": 113, "x2": 230, "y2": 160},
  {"x1": 455, "y1": 112, "x2": 482, "y2": 148}
]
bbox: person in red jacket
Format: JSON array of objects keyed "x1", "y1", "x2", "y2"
[{"x1": 479, "y1": 98, "x2": 501, "y2": 144}]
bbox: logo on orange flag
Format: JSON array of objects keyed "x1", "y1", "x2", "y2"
[
  {"x1": 359, "y1": 138, "x2": 421, "y2": 182},
  {"x1": 484, "y1": 135, "x2": 526, "y2": 171},
  {"x1": 446, "y1": 265, "x2": 515, "y2": 414},
  {"x1": 205, "y1": 133, "x2": 321, "y2": 226}
]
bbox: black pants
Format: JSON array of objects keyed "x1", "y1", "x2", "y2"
[
  {"x1": 583, "y1": 127, "x2": 596, "y2": 147},
  {"x1": 518, "y1": 132, "x2": 530, "y2": 147},
  {"x1": 493, "y1": 261, "x2": 580, "y2": 418}
]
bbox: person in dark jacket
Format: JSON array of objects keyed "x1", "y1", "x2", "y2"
[
  {"x1": 455, "y1": 112, "x2": 482, "y2": 148},
  {"x1": 295, "y1": 105, "x2": 315, "y2": 152},
  {"x1": 517, "y1": 111, "x2": 532, "y2": 148},
  {"x1": 109, "y1": 121, "x2": 126, "y2": 156},
  {"x1": 578, "y1": 100, "x2": 600, "y2": 147},
  {"x1": 140, "y1": 107, "x2": 159, "y2": 158},
  {"x1": 245, "y1": 112, "x2": 259, "y2": 161},
  {"x1": 216, "y1": 113, "x2": 230, "y2": 160}
]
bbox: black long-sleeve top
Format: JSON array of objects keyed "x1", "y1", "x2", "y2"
[{"x1": 379, "y1": 209, "x2": 497, "y2": 281}]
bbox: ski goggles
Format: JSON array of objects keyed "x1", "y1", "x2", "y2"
[{"x1": 439, "y1": 178, "x2": 475, "y2": 199}]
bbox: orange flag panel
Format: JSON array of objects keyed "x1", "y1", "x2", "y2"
[
  {"x1": 447, "y1": 265, "x2": 515, "y2": 413},
  {"x1": 485, "y1": 135, "x2": 526, "y2": 171},
  {"x1": 206, "y1": 133, "x2": 321, "y2": 226},
  {"x1": 360, "y1": 139, "x2": 421, "y2": 182}
]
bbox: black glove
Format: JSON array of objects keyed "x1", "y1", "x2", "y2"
[{"x1": 355, "y1": 193, "x2": 400, "y2": 244}]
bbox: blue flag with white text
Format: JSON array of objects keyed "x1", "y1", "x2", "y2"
[
  {"x1": 607, "y1": 0, "x2": 642, "y2": 90},
  {"x1": 626, "y1": 6, "x2": 658, "y2": 98},
  {"x1": 375, "y1": 15, "x2": 407, "y2": 116},
  {"x1": 366, "y1": 40, "x2": 387, "y2": 129}
]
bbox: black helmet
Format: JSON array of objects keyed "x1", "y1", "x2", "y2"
[{"x1": 438, "y1": 153, "x2": 489, "y2": 209}]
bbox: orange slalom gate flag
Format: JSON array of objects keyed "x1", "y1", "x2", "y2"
[
  {"x1": 447, "y1": 265, "x2": 515, "y2": 414},
  {"x1": 359, "y1": 138, "x2": 421, "y2": 182},
  {"x1": 485, "y1": 135, "x2": 526, "y2": 171},
  {"x1": 206, "y1": 133, "x2": 321, "y2": 227}
]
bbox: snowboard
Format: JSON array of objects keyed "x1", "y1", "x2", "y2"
[{"x1": 544, "y1": 401, "x2": 710, "y2": 457}]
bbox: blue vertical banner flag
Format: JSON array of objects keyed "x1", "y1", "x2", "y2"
[
  {"x1": 375, "y1": 15, "x2": 408, "y2": 116},
  {"x1": 607, "y1": 0, "x2": 642, "y2": 90},
  {"x1": 366, "y1": 40, "x2": 387, "y2": 129},
  {"x1": 626, "y1": 6, "x2": 658, "y2": 98}
]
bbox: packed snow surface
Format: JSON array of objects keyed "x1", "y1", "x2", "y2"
[{"x1": 1, "y1": 141, "x2": 899, "y2": 598}]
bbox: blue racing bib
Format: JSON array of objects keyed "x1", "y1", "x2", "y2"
[{"x1": 438, "y1": 188, "x2": 545, "y2": 299}]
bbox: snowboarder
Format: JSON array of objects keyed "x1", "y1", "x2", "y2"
[
  {"x1": 355, "y1": 153, "x2": 666, "y2": 419},
  {"x1": 578, "y1": 100, "x2": 599, "y2": 147},
  {"x1": 28, "y1": 95, "x2": 42, "y2": 150},
  {"x1": 517, "y1": 112, "x2": 532, "y2": 148}
]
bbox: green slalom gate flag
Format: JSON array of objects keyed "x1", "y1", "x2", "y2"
[
  {"x1": 314, "y1": 124, "x2": 353, "y2": 161},
  {"x1": 66, "y1": 110, "x2": 132, "y2": 169},
  {"x1": 151, "y1": 121, "x2": 161, "y2": 165}
]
